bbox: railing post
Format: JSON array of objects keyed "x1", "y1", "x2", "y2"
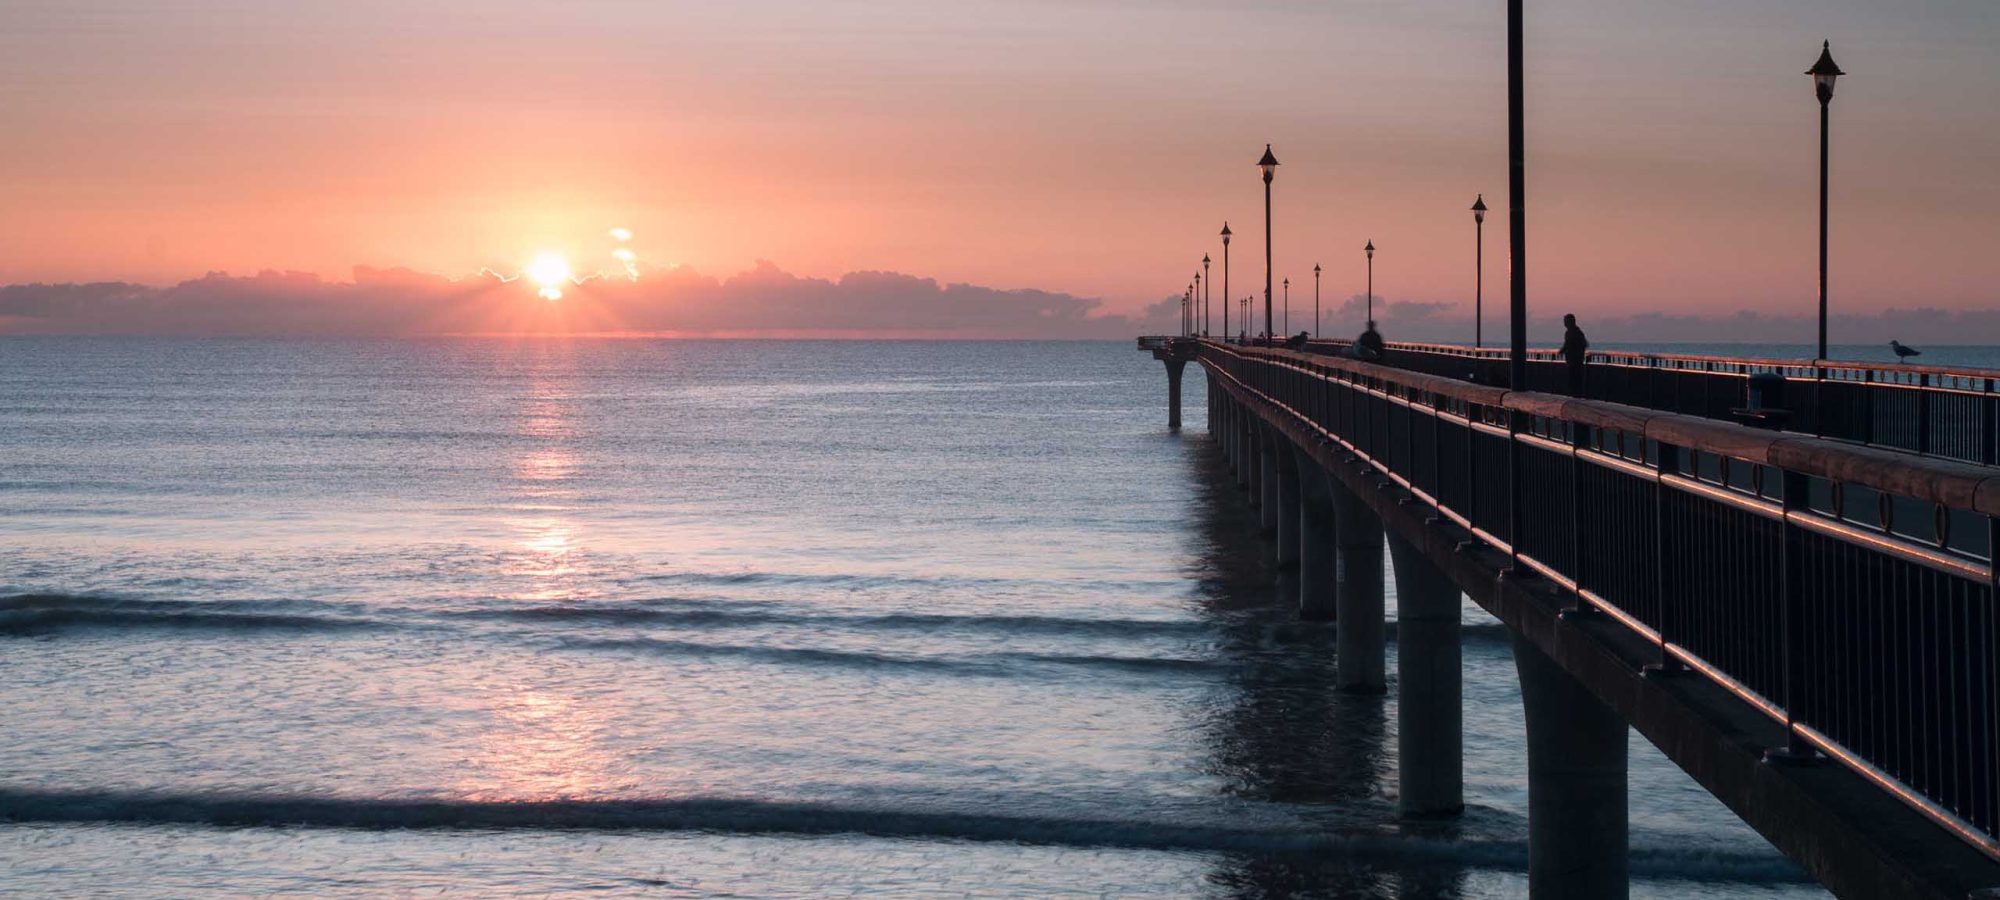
[
  {"x1": 1567, "y1": 415, "x2": 1586, "y2": 613},
  {"x1": 1648, "y1": 442, "x2": 1681, "y2": 676},
  {"x1": 1766, "y1": 469, "x2": 1820, "y2": 764},
  {"x1": 1506, "y1": 407, "x2": 1524, "y2": 572},
  {"x1": 1984, "y1": 380, "x2": 1997, "y2": 466},
  {"x1": 1917, "y1": 373, "x2": 1933, "y2": 455}
]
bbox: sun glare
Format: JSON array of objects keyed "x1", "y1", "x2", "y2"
[{"x1": 527, "y1": 253, "x2": 573, "y2": 301}]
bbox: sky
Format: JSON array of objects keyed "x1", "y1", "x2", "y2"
[{"x1": 0, "y1": 0, "x2": 1996, "y2": 340}]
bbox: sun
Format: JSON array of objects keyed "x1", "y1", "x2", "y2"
[{"x1": 526, "y1": 253, "x2": 573, "y2": 300}]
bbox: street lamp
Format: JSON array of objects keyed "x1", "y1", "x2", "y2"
[
  {"x1": 1259, "y1": 144, "x2": 1279, "y2": 342},
  {"x1": 1182, "y1": 286, "x2": 1190, "y2": 337},
  {"x1": 1313, "y1": 263, "x2": 1322, "y2": 338},
  {"x1": 1201, "y1": 254, "x2": 1211, "y2": 337},
  {"x1": 1808, "y1": 40, "x2": 1844, "y2": 362},
  {"x1": 1471, "y1": 195, "x2": 1487, "y2": 348},
  {"x1": 1507, "y1": 0, "x2": 1526, "y2": 389},
  {"x1": 1365, "y1": 240, "x2": 1375, "y2": 324},
  {"x1": 1220, "y1": 223, "x2": 1232, "y2": 343},
  {"x1": 1193, "y1": 272, "x2": 1203, "y2": 337},
  {"x1": 1283, "y1": 277, "x2": 1290, "y2": 335}
]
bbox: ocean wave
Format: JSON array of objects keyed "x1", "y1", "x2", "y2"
[
  {"x1": 0, "y1": 592, "x2": 382, "y2": 637},
  {"x1": 451, "y1": 603, "x2": 1215, "y2": 639},
  {"x1": 562, "y1": 635, "x2": 1232, "y2": 677},
  {"x1": 0, "y1": 787, "x2": 1810, "y2": 883},
  {"x1": 638, "y1": 569, "x2": 1178, "y2": 593}
]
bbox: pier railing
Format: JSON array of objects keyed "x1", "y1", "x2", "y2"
[
  {"x1": 1298, "y1": 338, "x2": 2000, "y2": 466},
  {"x1": 1199, "y1": 338, "x2": 2000, "y2": 857}
]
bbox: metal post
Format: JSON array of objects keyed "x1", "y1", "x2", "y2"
[
  {"x1": 1818, "y1": 96, "x2": 1830, "y2": 362},
  {"x1": 1203, "y1": 255, "x2": 1212, "y2": 337},
  {"x1": 1507, "y1": 0, "x2": 1527, "y2": 391},
  {"x1": 1264, "y1": 175, "x2": 1275, "y2": 342},
  {"x1": 1475, "y1": 211, "x2": 1484, "y2": 348}
]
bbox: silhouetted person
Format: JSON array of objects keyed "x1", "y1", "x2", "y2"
[
  {"x1": 1560, "y1": 313, "x2": 1589, "y2": 396},
  {"x1": 1284, "y1": 330, "x2": 1309, "y2": 350},
  {"x1": 1352, "y1": 320, "x2": 1384, "y2": 362}
]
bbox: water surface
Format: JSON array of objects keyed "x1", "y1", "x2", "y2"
[{"x1": 0, "y1": 338, "x2": 1824, "y2": 897}]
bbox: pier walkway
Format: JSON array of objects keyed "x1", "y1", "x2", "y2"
[{"x1": 1143, "y1": 335, "x2": 2000, "y2": 899}]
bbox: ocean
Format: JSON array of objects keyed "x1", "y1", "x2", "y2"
[{"x1": 0, "y1": 337, "x2": 1849, "y2": 897}]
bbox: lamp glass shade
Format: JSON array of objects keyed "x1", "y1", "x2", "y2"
[{"x1": 1807, "y1": 41, "x2": 1844, "y2": 102}]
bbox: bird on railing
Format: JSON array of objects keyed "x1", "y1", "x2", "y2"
[{"x1": 1890, "y1": 340, "x2": 1923, "y2": 360}]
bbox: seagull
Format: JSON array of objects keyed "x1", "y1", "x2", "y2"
[{"x1": 1890, "y1": 340, "x2": 1922, "y2": 360}]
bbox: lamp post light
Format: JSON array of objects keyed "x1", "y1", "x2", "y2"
[
  {"x1": 1201, "y1": 254, "x2": 1211, "y2": 337},
  {"x1": 1283, "y1": 277, "x2": 1290, "y2": 335},
  {"x1": 1258, "y1": 144, "x2": 1279, "y2": 342},
  {"x1": 1220, "y1": 223, "x2": 1232, "y2": 343},
  {"x1": 1471, "y1": 194, "x2": 1487, "y2": 348},
  {"x1": 1808, "y1": 40, "x2": 1844, "y2": 363},
  {"x1": 1365, "y1": 240, "x2": 1375, "y2": 323},
  {"x1": 1313, "y1": 263, "x2": 1322, "y2": 338}
]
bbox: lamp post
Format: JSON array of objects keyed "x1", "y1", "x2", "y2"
[
  {"x1": 1194, "y1": 272, "x2": 1203, "y2": 337},
  {"x1": 1283, "y1": 277, "x2": 1290, "y2": 335},
  {"x1": 1182, "y1": 287, "x2": 1190, "y2": 337},
  {"x1": 1259, "y1": 144, "x2": 1279, "y2": 342},
  {"x1": 1220, "y1": 223, "x2": 1232, "y2": 343},
  {"x1": 1507, "y1": 0, "x2": 1526, "y2": 389},
  {"x1": 1471, "y1": 195, "x2": 1487, "y2": 348},
  {"x1": 1313, "y1": 263, "x2": 1322, "y2": 338},
  {"x1": 1365, "y1": 240, "x2": 1375, "y2": 323},
  {"x1": 1201, "y1": 254, "x2": 1211, "y2": 336},
  {"x1": 1809, "y1": 40, "x2": 1844, "y2": 363}
]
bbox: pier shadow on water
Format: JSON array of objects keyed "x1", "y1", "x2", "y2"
[{"x1": 1179, "y1": 433, "x2": 1469, "y2": 899}]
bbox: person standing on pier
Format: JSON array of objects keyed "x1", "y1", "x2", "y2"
[
  {"x1": 1352, "y1": 320, "x2": 1385, "y2": 362},
  {"x1": 1560, "y1": 313, "x2": 1590, "y2": 396}
]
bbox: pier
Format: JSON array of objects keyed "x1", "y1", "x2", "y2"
[{"x1": 1144, "y1": 335, "x2": 2000, "y2": 899}]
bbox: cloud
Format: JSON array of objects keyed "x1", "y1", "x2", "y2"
[{"x1": 0, "y1": 262, "x2": 1183, "y2": 339}]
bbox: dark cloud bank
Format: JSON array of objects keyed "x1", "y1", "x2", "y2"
[
  {"x1": 2, "y1": 265, "x2": 1995, "y2": 345},
  {"x1": 0, "y1": 263, "x2": 1177, "y2": 339}
]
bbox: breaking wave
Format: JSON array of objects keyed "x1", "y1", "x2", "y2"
[{"x1": 0, "y1": 788, "x2": 1812, "y2": 884}]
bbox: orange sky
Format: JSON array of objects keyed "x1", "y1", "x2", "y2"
[{"x1": 1, "y1": 0, "x2": 1995, "y2": 325}]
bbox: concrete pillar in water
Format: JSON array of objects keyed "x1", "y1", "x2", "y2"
[
  {"x1": 1332, "y1": 478, "x2": 1386, "y2": 693},
  {"x1": 1388, "y1": 530, "x2": 1463, "y2": 817},
  {"x1": 1259, "y1": 434, "x2": 1280, "y2": 534},
  {"x1": 1274, "y1": 451, "x2": 1300, "y2": 568},
  {"x1": 1292, "y1": 449, "x2": 1336, "y2": 621},
  {"x1": 1164, "y1": 359, "x2": 1186, "y2": 430},
  {"x1": 1244, "y1": 423, "x2": 1261, "y2": 500},
  {"x1": 1514, "y1": 634, "x2": 1629, "y2": 900}
]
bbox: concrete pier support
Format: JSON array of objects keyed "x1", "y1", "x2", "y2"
[
  {"x1": 1332, "y1": 478, "x2": 1386, "y2": 694},
  {"x1": 1274, "y1": 452, "x2": 1300, "y2": 568},
  {"x1": 1514, "y1": 634, "x2": 1629, "y2": 900},
  {"x1": 1292, "y1": 450, "x2": 1336, "y2": 621},
  {"x1": 1388, "y1": 531, "x2": 1463, "y2": 817},
  {"x1": 1164, "y1": 359, "x2": 1186, "y2": 430},
  {"x1": 1243, "y1": 423, "x2": 1260, "y2": 498},
  {"x1": 1259, "y1": 435, "x2": 1280, "y2": 533}
]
